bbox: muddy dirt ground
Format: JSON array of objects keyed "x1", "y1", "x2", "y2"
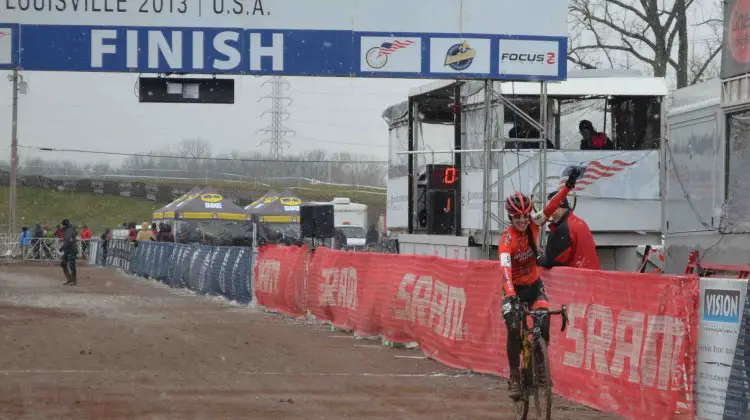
[{"x1": 0, "y1": 264, "x2": 621, "y2": 419}]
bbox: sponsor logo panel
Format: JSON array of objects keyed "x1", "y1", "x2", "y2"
[
  {"x1": 429, "y1": 37, "x2": 490, "y2": 74},
  {"x1": 498, "y1": 39, "x2": 559, "y2": 77},
  {"x1": 360, "y1": 36, "x2": 421, "y2": 72}
]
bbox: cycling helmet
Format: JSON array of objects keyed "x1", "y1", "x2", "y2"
[{"x1": 505, "y1": 192, "x2": 533, "y2": 217}]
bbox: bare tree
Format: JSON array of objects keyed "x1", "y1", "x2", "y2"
[
  {"x1": 568, "y1": 0, "x2": 722, "y2": 88},
  {"x1": 11, "y1": 139, "x2": 387, "y2": 188}
]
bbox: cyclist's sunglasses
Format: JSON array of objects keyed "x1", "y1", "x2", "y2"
[{"x1": 510, "y1": 213, "x2": 530, "y2": 221}]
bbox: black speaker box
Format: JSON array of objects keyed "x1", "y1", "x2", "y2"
[{"x1": 300, "y1": 204, "x2": 335, "y2": 238}]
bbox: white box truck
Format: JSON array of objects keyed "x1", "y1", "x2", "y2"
[{"x1": 331, "y1": 197, "x2": 368, "y2": 248}]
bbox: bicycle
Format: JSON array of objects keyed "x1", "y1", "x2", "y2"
[{"x1": 511, "y1": 302, "x2": 569, "y2": 420}]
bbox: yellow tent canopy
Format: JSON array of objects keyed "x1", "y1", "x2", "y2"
[
  {"x1": 152, "y1": 186, "x2": 203, "y2": 220},
  {"x1": 173, "y1": 187, "x2": 249, "y2": 221},
  {"x1": 253, "y1": 190, "x2": 303, "y2": 223}
]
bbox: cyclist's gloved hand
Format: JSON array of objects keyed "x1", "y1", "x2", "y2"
[
  {"x1": 565, "y1": 166, "x2": 583, "y2": 189},
  {"x1": 536, "y1": 254, "x2": 547, "y2": 268},
  {"x1": 502, "y1": 295, "x2": 520, "y2": 329},
  {"x1": 502, "y1": 295, "x2": 519, "y2": 316}
]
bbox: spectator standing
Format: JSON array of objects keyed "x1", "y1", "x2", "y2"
[
  {"x1": 136, "y1": 222, "x2": 154, "y2": 241},
  {"x1": 127, "y1": 222, "x2": 138, "y2": 247},
  {"x1": 99, "y1": 229, "x2": 112, "y2": 265},
  {"x1": 59, "y1": 219, "x2": 78, "y2": 286},
  {"x1": 80, "y1": 224, "x2": 92, "y2": 256},
  {"x1": 366, "y1": 224, "x2": 378, "y2": 246},
  {"x1": 32, "y1": 224, "x2": 43, "y2": 259},
  {"x1": 19, "y1": 227, "x2": 31, "y2": 259},
  {"x1": 538, "y1": 191, "x2": 600, "y2": 270},
  {"x1": 156, "y1": 224, "x2": 175, "y2": 242}
]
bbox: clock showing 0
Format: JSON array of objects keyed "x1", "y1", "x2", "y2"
[{"x1": 429, "y1": 165, "x2": 459, "y2": 190}]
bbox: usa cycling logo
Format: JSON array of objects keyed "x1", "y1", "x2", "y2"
[
  {"x1": 365, "y1": 40, "x2": 415, "y2": 69},
  {"x1": 559, "y1": 160, "x2": 635, "y2": 192},
  {"x1": 444, "y1": 41, "x2": 476, "y2": 71}
]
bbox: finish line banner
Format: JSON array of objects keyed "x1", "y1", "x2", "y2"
[{"x1": 0, "y1": 0, "x2": 568, "y2": 80}]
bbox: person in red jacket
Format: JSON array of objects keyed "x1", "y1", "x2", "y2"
[
  {"x1": 80, "y1": 224, "x2": 92, "y2": 255},
  {"x1": 538, "y1": 191, "x2": 601, "y2": 270}
]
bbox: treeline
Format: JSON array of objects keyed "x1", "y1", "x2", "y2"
[{"x1": 10, "y1": 139, "x2": 387, "y2": 187}]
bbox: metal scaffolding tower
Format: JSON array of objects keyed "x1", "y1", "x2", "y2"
[
  {"x1": 257, "y1": 76, "x2": 295, "y2": 159},
  {"x1": 398, "y1": 80, "x2": 550, "y2": 258}
]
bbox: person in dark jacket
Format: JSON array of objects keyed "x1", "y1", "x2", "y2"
[
  {"x1": 537, "y1": 191, "x2": 601, "y2": 270},
  {"x1": 156, "y1": 224, "x2": 175, "y2": 242},
  {"x1": 32, "y1": 223, "x2": 43, "y2": 259},
  {"x1": 579, "y1": 120, "x2": 614, "y2": 150},
  {"x1": 365, "y1": 224, "x2": 378, "y2": 246},
  {"x1": 100, "y1": 228, "x2": 111, "y2": 265},
  {"x1": 59, "y1": 219, "x2": 79, "y2": 286}
]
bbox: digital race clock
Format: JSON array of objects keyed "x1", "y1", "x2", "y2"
[{"x1": 427, "y1": 164, "x2": 459, "y2": 190}]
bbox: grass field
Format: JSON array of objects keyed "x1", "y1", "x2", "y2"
[
  {"x1": 0, "y1": 186, "x2": 165, "y2": 234},
  {"x1": 150, "y1": 178, "x2": 386, "y2": 208},
  {"x1": 0, "y1": 183, "x2": 386, "y2": 235}
]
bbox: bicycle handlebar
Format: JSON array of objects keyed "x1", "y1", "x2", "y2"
[
  {"x1": 549, "y1": 305, "x2": 569, "y2": 332},
  {"x1": 515, "y1": 303, "x2": 569, "y2": 332}
]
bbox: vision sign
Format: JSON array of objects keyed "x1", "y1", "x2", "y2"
[{"x1": 0, "y1": 0, "x2": 568, "y2": 81}]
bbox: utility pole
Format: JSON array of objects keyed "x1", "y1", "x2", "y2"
[
  {"x1": 257, "y1": 76, "x2": 295, "y2": 159},
  {"x1": 7, "y1": 69, "x2": 19, "y2": 236}
]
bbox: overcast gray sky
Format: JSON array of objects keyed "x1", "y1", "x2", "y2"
[
  {"x1": 0, "y1": 72, "x2": 429, "y2": 166},
  {"x1": 0, "y1": 1, "x2": 721, "y2": 170}
]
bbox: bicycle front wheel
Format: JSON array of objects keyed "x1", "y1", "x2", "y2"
[
  {"x1": 532, "y1": 338, "x2": 553, "y2": 420},
  {"x1": 513, "y1": 367, "x2": 530, "y2": 420}
]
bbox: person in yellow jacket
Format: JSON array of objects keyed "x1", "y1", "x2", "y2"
[{"x1": 136, "y1": 222, "x2": 155, "y2": 241}]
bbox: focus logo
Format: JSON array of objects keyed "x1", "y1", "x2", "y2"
[
  {"x1": 703, "y1": 289, "x2": 741, "y2": 323},
  {"x1": 501, "y1": 51, "x2": 557, "y2": 65}
]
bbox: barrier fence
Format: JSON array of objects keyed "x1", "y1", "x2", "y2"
[
  {"x1": 84, "y1": 239, "x2": 750, "y2": 420},
  {"x1": 89, "y1": 239, "x2": 253, "y2": 305},
  {"x1": 2, "y1": 238, "x2": 91, "y2": 263},
  {"x1": 254, "y1": 245, "x2": 698, "y2": 420}
]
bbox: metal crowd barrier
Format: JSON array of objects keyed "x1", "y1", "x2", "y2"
[{"x1": 1, "y1": 238, "x2": 92, "y2": 263}]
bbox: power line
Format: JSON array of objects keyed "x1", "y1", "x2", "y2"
[
  {"x1": 295, "y1": 136, "x2": 388, "y2": 148},
  {"x1": 18, "y1": 145, "x2": 388, "y2": 164}
]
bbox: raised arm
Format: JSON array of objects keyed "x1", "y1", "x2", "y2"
[
  {"x1": 532, "y1": 167, "x2": 582, "y2": 226},
  {"x1": 533, "y1": 185, "x2": 571, "y2": 226}
]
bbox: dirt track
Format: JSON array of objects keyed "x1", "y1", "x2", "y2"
[{"x1": 0, "y1": 264, "x2": 621, "y2": 420}]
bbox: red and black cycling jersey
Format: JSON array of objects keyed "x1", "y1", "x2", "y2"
[
  {"x1": 539, "y1": 210, "x2": 600, "y2": 270},
  {"x1": 499, "y1": 186, "x2": 571, "y2": 297}
]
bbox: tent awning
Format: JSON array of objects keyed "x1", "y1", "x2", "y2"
[
  {"x1": 169, "y1": 187, "x2": 249, "y2": 221},
  {"x1": 152, "y1": 186, "x2": 203, "y2": 220}
]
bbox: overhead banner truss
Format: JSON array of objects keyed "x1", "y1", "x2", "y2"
[{"x1": 0, "y1": 0, "x2": 568, "y2": 80}]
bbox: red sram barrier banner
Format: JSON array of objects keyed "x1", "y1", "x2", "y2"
[
  {"x1": 253, "y1": 244, "x2": 309, "y2": 316},
  {"x1": 253, "y1": 245, "x2": 697, "y2": 420},
  {"x1": 542, "y1": 267, "x2": 697, "y2": 419}
]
